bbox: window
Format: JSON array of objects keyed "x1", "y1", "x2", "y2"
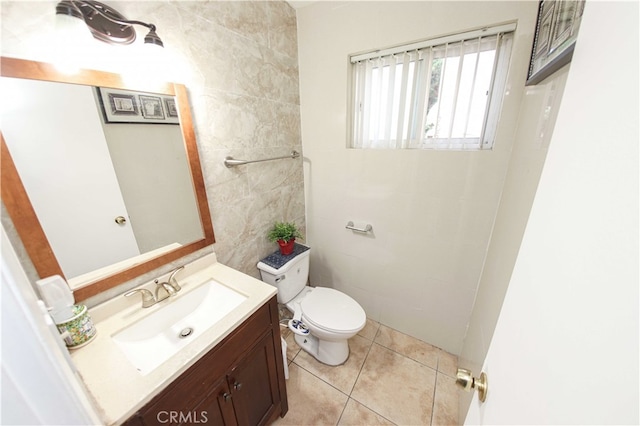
[{"x1": 349, "y1": 23, "x2": 515, "y2": 150}]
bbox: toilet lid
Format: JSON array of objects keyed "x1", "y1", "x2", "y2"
[{"x1": 300, "y1": 287, "x2": 366, "y2": 333}]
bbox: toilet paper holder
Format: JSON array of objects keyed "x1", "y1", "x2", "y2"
[{"x1": 345, "y1": 221, "x2": 372, "y2": 233}]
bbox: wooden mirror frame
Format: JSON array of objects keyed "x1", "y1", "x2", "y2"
[{"x1": 0, "y1": 56, "x2": 215, "y2": 302}]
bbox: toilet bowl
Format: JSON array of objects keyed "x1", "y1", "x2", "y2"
[{"x1": 257, "y1": 244, "x2": 366, "y2": 366}]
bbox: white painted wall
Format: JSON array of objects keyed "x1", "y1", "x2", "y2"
[
  {"x1": 458, "y1": 60, "x2": 570, "y2": 418},
  {"x1": 464, "y1": 1, "x2": 639, "y2": 423},
  {"x1": 297, "y1": 1, "x2": 538, "y2": 354}
]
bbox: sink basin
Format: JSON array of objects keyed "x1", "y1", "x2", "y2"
[{"x1": 112, "y1": 280, "x2": 247, "y2": 375}]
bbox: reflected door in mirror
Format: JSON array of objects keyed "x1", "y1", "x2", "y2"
[
  {"x1": 0, "y1": 77, "x2": 204, "y2": 280},
  {"x1": 1, "y1": 77, "x2": 141, "y2": 277}
]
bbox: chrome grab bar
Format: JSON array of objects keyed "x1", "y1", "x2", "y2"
[
  {"x1": 224, "y1": 150, "x2": 300, "y2": 168},
  {"x1": 345, "y1": 221, "x2": 373, "y2": 233}
]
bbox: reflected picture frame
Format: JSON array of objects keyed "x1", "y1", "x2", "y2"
[
  {"x1": 97, "y1": 87, "x2": 180, "y2": 124},
  {"x1": 107, "y1": 92, "x2": 138, "y2": 116},
  {"x1": 165, "y1": 98, "x2": 179, "y2": 118},
  {"x1": 526, "y1": 0, "x2": 586, "y2": 86},
  {"x1": 139, "y1": 95, "x2": 165, "y2": 120}
]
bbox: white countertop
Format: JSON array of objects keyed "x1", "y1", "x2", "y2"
[{"x1": 70, "y1": 253, "x2": 277, "y2": 425}]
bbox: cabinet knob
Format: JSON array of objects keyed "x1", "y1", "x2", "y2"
[
  {"x1": 233, "y1": 381, "x2": 242, "y2": 391},
  {"x1": 222, "y1": 392, "x2": 232, "y2": 402}
]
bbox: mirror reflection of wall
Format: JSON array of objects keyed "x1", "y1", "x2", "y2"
[{"x1": 1, "y1": 76, "x2": 203, "y2": 281}]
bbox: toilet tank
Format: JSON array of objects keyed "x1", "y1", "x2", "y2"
[{"x1": 257, "y1": 245, "x2": 310, "y2": 304}]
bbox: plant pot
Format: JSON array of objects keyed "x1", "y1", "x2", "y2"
[{"x1": 277, "y1": 239, "x2": 295, "y2": 255}]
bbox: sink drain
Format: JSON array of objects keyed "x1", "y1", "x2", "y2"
[{"x1": 179, "y1": 327, "x2": 194, "y2": 338}]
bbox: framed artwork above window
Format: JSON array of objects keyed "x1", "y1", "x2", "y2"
[{"x1": 526, "y1": 0, "x2": 586, "y2": 86}]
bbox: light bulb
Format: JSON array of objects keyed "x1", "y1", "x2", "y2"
[{"x1": 53, "y1": 12, "x2": 94, "y2": 74}]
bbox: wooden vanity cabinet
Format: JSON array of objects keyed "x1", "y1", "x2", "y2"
[{"x1": 123, "y1": 296, "x2": 287, "y2": 426}]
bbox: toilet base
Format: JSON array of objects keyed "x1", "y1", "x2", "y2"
[{"x1": 294, "y1": 333, "x2": 350, "y2": 366}]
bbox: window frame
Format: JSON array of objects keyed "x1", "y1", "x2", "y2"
[{"x1": 347, "y1": 22, "x2": 517, "y2": 151}]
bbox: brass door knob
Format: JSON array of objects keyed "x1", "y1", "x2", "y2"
[
  {"x1": 456, "y1": 368, "x2": 488, "y2": 402},
  {"x1": 114, "y1": 216, "x2": 127, "y2": 225}
]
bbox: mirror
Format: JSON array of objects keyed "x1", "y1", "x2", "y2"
[{"x1": 0, "y1": 57, "x2": 215, "y2": 302}]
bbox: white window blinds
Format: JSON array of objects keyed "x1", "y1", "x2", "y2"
[{"x1": 350, "y1": 24, "x2": 515, "y2": 150}]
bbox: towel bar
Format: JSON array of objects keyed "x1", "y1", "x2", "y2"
[{"x1": 224, "y1": 150, "x2": 300, "y2": 168}]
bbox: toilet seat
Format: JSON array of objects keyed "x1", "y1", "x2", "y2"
[{"x1": 300, "y1": 287, "x2": 366, "y2": 334}]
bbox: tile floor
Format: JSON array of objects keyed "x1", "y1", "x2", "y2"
[{"x1": 273, "y1": 318, "x2": 460, "y2": 426}]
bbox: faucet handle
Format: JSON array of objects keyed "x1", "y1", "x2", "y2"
[
  {"x1": 167, "y1": 265, "x2": 184, "y2": 292},
  {"x1": 124, "y1": 288, "x2": 155, "y2": 308}
]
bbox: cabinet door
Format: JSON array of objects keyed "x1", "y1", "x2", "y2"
[
  {"x1": 134, "y1": 360, "x2": 229, "y2": 426},
  {"x1": 191, "y1": 376, "x2": 238, "y2": 426},
  {"x1": 229, "y1": 331, "x2": 280, "y2": 426}
]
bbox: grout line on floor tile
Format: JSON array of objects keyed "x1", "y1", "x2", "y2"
[
  {"x1": 290, "y1": 351, "x2": 299, "y2": 363},
  {"x1": 344, "y1": 335, "x2": 375, "y2": 396},
  {"x1": 291, "y1": 359, "x2": 350, "y2": 399},
  {"x1": 335, "y1": 397, "x2": 350, "y2": 425},
  {"x1": 374, "y1": 323, "x2": 458, "y2": 368},
  {"x1": 430, "y1": 378, "x2": 436, "y2": 426},
  {"x1": 288, "y1": 335, "x2": 375, "y2": 398},
  {"x1": 344, "y1": 342, "x2": 389, "y2": 417},
  {"x1": 361, "y1": 320, "x2": 381, "y2": 342},
  {"x1": 347, "y1": 397, "x2": 399, "y2": 426},
  {"x1": 370, "y1": 341, "x2": 439, "y2": 375}
]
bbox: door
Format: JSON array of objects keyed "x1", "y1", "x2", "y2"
[
  {"x1": 192, "y1": 377, "x2": 237, "y2": 426},
  {"x1": 463, "y1": 2, "x2": 638, "y2": 424},
  {"x1": 230, "y1": 332, "x2": 281, "y2": 426},
  {"x1": 0, "y1": 77, "x2": 140, "y2": 278},
  {"x1": 1, "y1": 228, "x2": 101, "y2": 424}
]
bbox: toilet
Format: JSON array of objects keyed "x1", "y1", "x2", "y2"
[{"x1": 257, "y1": 244, "x2": 366, "y2": 366}]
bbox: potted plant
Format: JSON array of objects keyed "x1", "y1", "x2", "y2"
[{"x1": 267, "y1": 221, "x2": 303, "y2": 255}]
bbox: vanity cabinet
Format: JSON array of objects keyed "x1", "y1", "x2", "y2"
[{"x1": 123, "y1": 296, "x2": 287, "y2": 426}]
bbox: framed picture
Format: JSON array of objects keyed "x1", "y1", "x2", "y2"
[
  {"x1": 526, "y1": 0, "x2": 585, "y2": 86},
  {"x1": 106, "y1": 92, "x2": 138, "y2": 116},
  {"x1": 165, "y1": 98, "x2": 179, "y2": 118},
  {"x1": 139, "y1": 95, "x2": 165, "y2": 120},
  {"x1": 97, "y1": 88, "x2": 180, "y2": 124}
]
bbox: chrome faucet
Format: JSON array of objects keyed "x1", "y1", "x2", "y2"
[
  {"x1": 154, "y1": 279, "x2": 177, "y2": 301},
  {"x1": 124, "y1": 265, "x2": 185, "y2": 308}
]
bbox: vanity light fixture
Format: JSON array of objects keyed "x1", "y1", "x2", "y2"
[{"x1": 55, "y1": 0, "x2": 164, "y2": 48}]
